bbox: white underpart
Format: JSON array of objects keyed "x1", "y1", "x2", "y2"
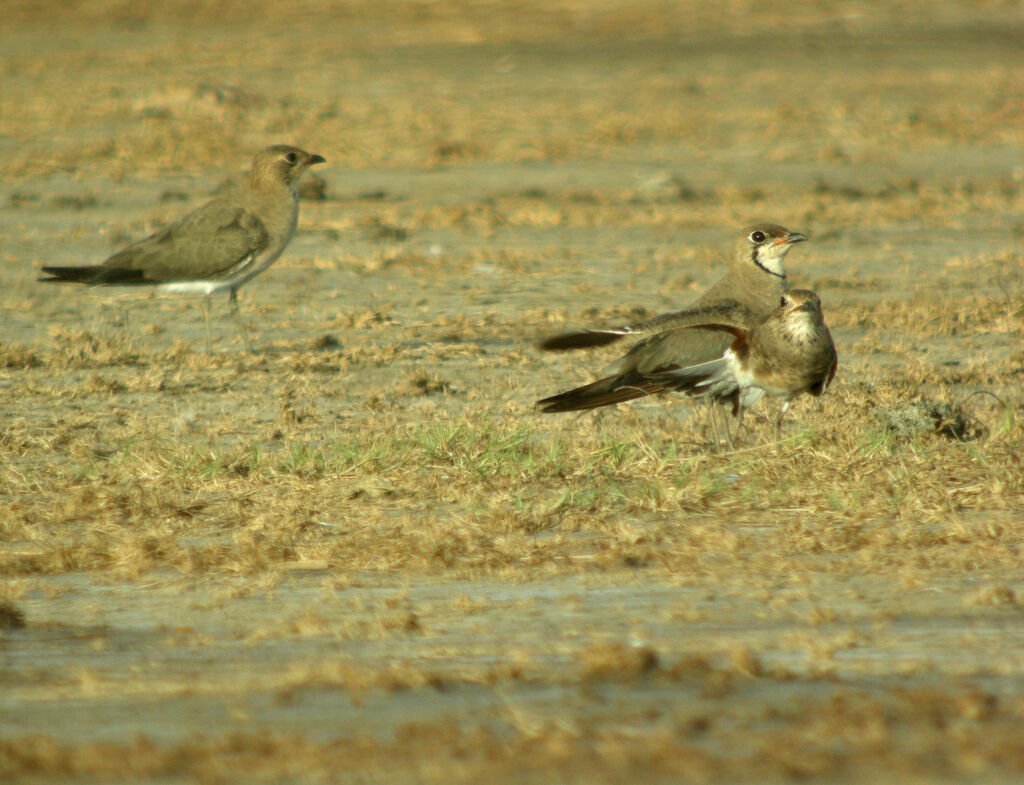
[
  {"x1": 755, "y1": 242, "x2": 792, "y2": 277},
  {"x1": 724, "y1": 348, "x2": 767, "y2": 391},
  {"x1": 659, "y1": 348, "x2": 766, "y2": 409},
  {"x1": 158, "y1": 192, "x2": 298, "y2": 297},
  {"x1": 696, "y1": 347, "x2": 776, "y2": 403},
  {"x1": 157, "y1": 279, "x2": 236, "y2": 295},
  {"x1": 691, "y1": 349, "x2": 738, "y2": 390},
  {"x1": 154, "y1": 220, "x2": 294, "y2": 297},
  {"x1": 694, "y1": 349, "x2": 762, "y2": 403}
]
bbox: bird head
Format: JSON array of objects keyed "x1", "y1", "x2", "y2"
[
  {"x1": 739, "y1": 223, "x2": 807, "y2": 278},
  {"x1": 777, "y1": 289, "x2": 826, "y2": 340},
  {"x1": 251, "y1": 145, "x2": 326, "y2": 189}
]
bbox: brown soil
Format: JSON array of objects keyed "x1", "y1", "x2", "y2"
[{"x1": 2, "y1": 2, "x2": 1023, "y2": 783}]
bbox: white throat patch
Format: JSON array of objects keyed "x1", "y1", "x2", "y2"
[{"x1": 755, "y1": 244, "x2": 789, "y2": 277}]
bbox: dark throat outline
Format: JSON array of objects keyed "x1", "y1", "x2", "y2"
[{"x1": 752, "y1": 251, "x2": 787, "y2": 280}]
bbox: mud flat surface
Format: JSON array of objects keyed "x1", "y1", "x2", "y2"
[{"x1": 1, "y1": 2, "x2": 1023, "y2": 783}]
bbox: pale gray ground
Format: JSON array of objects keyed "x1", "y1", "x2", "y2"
[{"x1": 1, "y1": 5, "x2": 1023, "y2": 783}]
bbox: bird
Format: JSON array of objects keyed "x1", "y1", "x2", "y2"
[
  {"x1": 39, "y1": 144, "x2": 326, "y2": 352},
  {"x1": 650, "y1": 289, "x2": 837, "y2": 441},
  {"x1": 536, "y1": 223, "x2": 807, "y2": 439}
]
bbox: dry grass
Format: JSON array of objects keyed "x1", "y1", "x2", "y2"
[
  {"x1": 3, "y1": 1, "x2": 1024, "y2": 782},
  {"x1": 1, "y1": 340, "x2": 1020, "y2": 580},
  {"x1": 3, "y1": 0, "x2": 1021, "y2": 182},
  {"x1": 3, "y1": 682, "x2": 1024, "y2": 784}
]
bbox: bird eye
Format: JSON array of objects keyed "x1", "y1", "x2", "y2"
[
  {"x1": 284, "y1": 152, "x2": 299, "y2": 165},
  {"x1": 780, "y1": 296, "x2": 788, "y2": 307},
  {"x1": 749, "y1": 230, "x2": 766, "y2": 243}
]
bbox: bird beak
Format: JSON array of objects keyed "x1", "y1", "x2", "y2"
[
  {"x1": 309, "y1": 154, "x2": 326, "y2": 166},
  {"x1": 773, "y1": 232, "x2": 807, "y2": 247}
]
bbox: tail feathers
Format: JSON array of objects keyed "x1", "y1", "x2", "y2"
[
  {"x1": 539, "y1": 328, "x2": 634, "y2": 352},
  {"x1": 39, "y1": 266, "x2": 146, "y2": 284},
  {"x1": 39, "y1": 265, "x2": 101, "y2": 283},
  {"x1": 537, "y1": 372, "x2": 665, "y2": 413}
]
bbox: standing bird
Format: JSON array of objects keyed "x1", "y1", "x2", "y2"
[
  {"x1": 39, "y1": 144, "x2": 326, "y2": 352},
  {"x1": 650, "y1": 290, "x2": 838, "y2": 441},
  {"x1": 537, "y1": 224, "x2": 807, "y2": 437}
]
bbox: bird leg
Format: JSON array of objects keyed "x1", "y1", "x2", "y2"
[
  {"x1": 203, "y1": 294, "x2": 213, "y2": 354},
  {"x1": 732, "y1": 405, "x2": 745, "y2": 443},
  {"x1": 720, "y1": 403, "x2": 736, "y2": 450},
  {"x1": 705, "y1": 400, "x2": 722, "y2": 448},
  {"x1": 728, "y1": 403, "x2": 747, "y2": 449},
  {"x1": 713, "y1": 394, "x2": 745, "y2": 451},
  {"x1": 228, "y1": 288, "x2": 255, "y2": 353},
  {"x1": 707, "y1": 401, "x2": 734, "y2": 451},
  {"x1": 773, "y1": 401, "x2": 791, "y2": 442}
]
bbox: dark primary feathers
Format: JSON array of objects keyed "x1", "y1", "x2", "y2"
[
  {"x1": 539, "y1": 328, "x2": 634, "y2": 352},
  {"x1": 654, "y1": 289, "x2": 837, "y2": 404},
  {"x1": 37, "y1": 266, "x2": 138, "y2": 284},
  {"x1": 536, "y1": 371, "x2": 668, "y2": 413},
  {"x1": 538, "y1": 303, "x2": 759, "y2": 352},
  {"x1": 536, "y1": 223, "x2": 806, "y2": 414},
  {"x1": 536, "y1": 303, "x2": 764, "y2": 413},
  {"x1": 646, "y1": 289, "x2": 838, "y2": 441},
  {"x1": 38, "y1": 145, "x2": 322, "y2": 287},
  {"x1": 39, "y1": 205, "x2": 270, "y2": 285}
]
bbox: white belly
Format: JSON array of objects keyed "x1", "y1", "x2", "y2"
[{"x1": 156, "y1": 279, "x2": 235, "y2": 295}]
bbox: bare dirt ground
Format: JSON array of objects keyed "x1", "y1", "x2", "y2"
[{"x1": 1, "y1": 1, "x2": 1023, "y2": 782}]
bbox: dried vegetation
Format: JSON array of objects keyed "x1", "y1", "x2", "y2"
[{"x1": 2, "y1": 0, "x2": 1024, "y2": 782}]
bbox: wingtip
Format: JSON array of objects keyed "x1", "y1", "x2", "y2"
[
  {"x1": 37, "y1": 265, "x2": 94, "y2": 283},
  {"x1": 538, "y1": 330, "x2": 627, "y2": 351}
]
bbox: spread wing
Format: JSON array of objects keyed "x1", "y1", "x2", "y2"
[
  {"x1": 614, "y1": 303, "x2": 759, "y2": 374},
  {"x1": 650, "y1": 354, "x2": 743, "y2": 400},
  {"x1": 539, "y1": 303, "x2": 760, "y2": 361}
]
